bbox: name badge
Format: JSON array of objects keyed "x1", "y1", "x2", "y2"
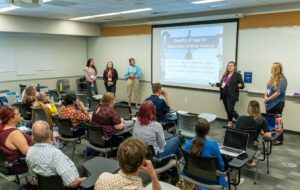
[{"x1": 267, "y1": 89, "x2": 270, "y2": 95}]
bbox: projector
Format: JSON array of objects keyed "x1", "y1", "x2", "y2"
[{"x1": 10, "y1": 0, "x2": 43, "y2": 8}]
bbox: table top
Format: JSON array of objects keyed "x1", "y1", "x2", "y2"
[
  {"x1": 228, "y1": 149, "x2": 256, "y2": 169},
  {"x1": 80, "y1": 157, "x2": 120, "y2": 189},
  {"x1": 145, "y1": 181, "x2": 180, "y2": 190},
  {"x1": 113, "y1": 126, "x2": 134, "y2": 136}
]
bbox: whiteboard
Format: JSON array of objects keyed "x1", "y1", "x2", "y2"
[
  {"x1": 88, "y1": 35, "x2": 151, "y2": 81},
  {"x1": 0, "y1": 33, "x2": 87, "y2": 82},
  {"x1": 238, "y1": 27, "x2": 300, "y2": 95}
]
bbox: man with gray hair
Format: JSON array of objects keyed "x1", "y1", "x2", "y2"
[
  {"x1": 32, "y1": 92, "x2": 54, "y2": 126},
  {"x1": 26, "y1": 121, "x2": 86, "y2": 188}
]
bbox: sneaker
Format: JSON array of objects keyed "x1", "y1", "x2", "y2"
[
  {"x1": 273, "y1": 140, "x2": 283, "y2": 146},
  {"x1": 239, "y1": 178, "x2": 245, "y2": 185}
]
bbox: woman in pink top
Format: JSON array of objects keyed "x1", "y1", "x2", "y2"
[{"x1": 84, "y1": 58, "x2": 98, "y2": 98}]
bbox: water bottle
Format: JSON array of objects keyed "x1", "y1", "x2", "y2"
[
  {"x1": 59, "y1": 82, "x2": 63, "y2": 93},
  {"x1": 37, "y1": 83, "x2": 40, "y2": 92}
]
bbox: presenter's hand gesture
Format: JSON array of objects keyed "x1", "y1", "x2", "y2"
[{"x1": 238, "y1": 83, "x2": 243, "y2": 88}]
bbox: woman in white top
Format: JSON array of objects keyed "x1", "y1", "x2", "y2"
[{"x1": 84, "y1": 58, "x2": 98, "y2": 98}]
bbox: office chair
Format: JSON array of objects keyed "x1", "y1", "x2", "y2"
[
  {"x1": 180, "y1": 150, "x2": 229, "y2": 190},
  {"x1": 37, "y1": 174, "x2": 64, "y2": 190},
  {"x1": 84, "y1": 122, "x2": 120, "y2": 158}
]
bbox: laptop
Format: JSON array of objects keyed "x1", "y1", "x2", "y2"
[{"x1": 219, "y1": 130, "x2": 249, "y2": 157}]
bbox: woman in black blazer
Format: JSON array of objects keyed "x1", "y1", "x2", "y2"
[
  {"x1": 212, "y1": 61, "x2": 244, "y2": 127},
  {"x1": 103, "y1": 61, "x2": 118, "y2": 95}
]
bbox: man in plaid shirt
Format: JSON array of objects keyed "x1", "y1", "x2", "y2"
[{"x1": 26, "y1": 121, "x2": 86, "y2": 187}]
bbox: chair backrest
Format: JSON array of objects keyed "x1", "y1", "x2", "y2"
[
  {"x1": 32, "y1": 108, "x2": 48, "y2": 123},
  {"x1": 0, "y1": 100, "x2": 3, "y2": 109},
  {"x1": 176, "y1": 112, "x2": 198, "y2": 131},
  {"x1": 52, "y1": 116, "x2": 74, "y2": 137},
  {"x1": 0, "y1": 149, "x2": 9, "y2": 174},
  {"x1": 88, "y1": 98, "x2": 100, "y2": 111},
  {"x1": 15, "y1": 103, "x2": 31, "y2": 120},
  {"x1": 86, "y1": 122, "x2": 107, "y2": 147},
  {"x1": 182, "y1": 150, "x2": 219, "y2": 183},
  {"x1": 56, "y1": 79, "x2": 70, "y2": 92},
  {"x1": 19, "y1": 84, "x2": 26, "y2": 95},
  {"x1": 77, "y1": 93, "x2": 88, "y2": 107},
  {"x1": 115, "y1": 104, "x2": 132, "y2": 120},
  {"x1": 48, "y1": 90, "x2": 60, "y2": 102},
  {"x1": 37, "y1": 174, "x2": 64, "y2": 190}
]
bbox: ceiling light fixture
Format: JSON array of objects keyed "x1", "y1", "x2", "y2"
[
  {"x1": 0, "y1": 5, "x2": 20, "y2": 13},
  {"x1": 192, "y1": 0, "x2": 224, "y2": 4},
  {"x1": 43, "y1": 0, "x2": 52, "y2": 2},
  {"x1": 70, "y1": 8, "x2": 152, "y2": 21}
]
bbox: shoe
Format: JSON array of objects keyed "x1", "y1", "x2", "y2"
[
  {"x1": 246, "y1": 161, "x2": 256, "y2": 169},
  {"x1": 239, "y1": 177, "x2": 245, "y2": 185},
  {"x1": 273, "y1": 140, "x2": 283, "y2": 146}
]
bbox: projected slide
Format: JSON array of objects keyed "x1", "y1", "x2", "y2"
[{"x1": 152, "y1": 22, "x2": 237, "y2": 89}]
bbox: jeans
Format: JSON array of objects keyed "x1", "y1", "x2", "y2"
[
  {"x1": 157, "y1": 136, "x2": 182, "y2": 159},
  {"x1": 87, "y1": 81, "x2": 98, "y2": 98},
  {"x1": 104, "y1": 83, "x2": 116, "y2": 95}
]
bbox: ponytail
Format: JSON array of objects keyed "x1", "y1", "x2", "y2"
[{"x1": 191, "y1": 138, "x2": 205, "y2": 157}]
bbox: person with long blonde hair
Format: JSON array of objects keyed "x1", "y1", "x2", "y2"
[
  {"x1": 264, "y1": 62, "x2": 287, "y2": 145},
  {"x1": 211, "y1": 61, "x2": 244, "y2": 127}
]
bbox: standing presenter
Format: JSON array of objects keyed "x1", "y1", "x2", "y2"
[
  {"x1": 84, "y1": 58, "x2": 98, "y2": 99},
  {"x1": 124, "y1": 58, "x2": 142, "y2": 108},
  {"x1": 211, "y1": 61, "x2": 244, "y2": 127}
]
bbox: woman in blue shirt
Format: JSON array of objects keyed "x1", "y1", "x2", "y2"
[
  {"x1": 264, "y1": 62, "x2": 287, "y2": 145},
  {"x1": 184, "y1": 119, "x2": 227, "y2": 188},
  {"x1": 124, "y1": 58, "x2": 142, "y2": 108}
]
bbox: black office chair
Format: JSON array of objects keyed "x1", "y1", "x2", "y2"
[
  {"x1": 52, "y1": 116, "x2": 86, "y2": 159},
  {"x1": 0, "y1": 149, "x2": 29, "y2": 185},
  {"x1": 48, "y1": 90, "x2": 61, "y2": 102},
  {"x1": 147, "y1": 145, "x2": 179, "y2": 185},
  {"x1": 115, "y1": 104, "x2": 133, "y2": 120},
  {"x1": 176, "y1": 111, "x2": 198, "y2": 139},
  {"x1": 56, "y1": 79, "x2": 70, "y2": 93},
  {"x1": 87, "y1": 98, "x2": 100, "y2": 111},
  {"x1": 14, "y1": 102, "x2": 32, "y2": 126},
  {"x1": 32, "y1": 107, "x2": 48, "y2": 124},
  {"x1": 37, "y1": 174, "x2": 64, "y2": 190},
  {"x1": 180, "y1": 150, "x2": 229, "y2": 190},
  {"x1": 84, "y1": 122, "x2": 119, "y2": 158},
  {"x1": 0, "y1": 100, "x2": 4, "y2": 109},
  {"x1": 19, "y1": 84, "x2": 27, "y2": 95}
]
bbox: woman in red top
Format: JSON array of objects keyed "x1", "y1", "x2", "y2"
[
  {"x1": 0, "y1": 106, "x2": 33, "y2": 174},
  {"x1": 103, "y1": 61, "x2": 119, "y2": 95}
]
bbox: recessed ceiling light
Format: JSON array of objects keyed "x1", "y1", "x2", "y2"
[
  {"x1": 70, "y1": 8, "x2": 152, "y2": 21},
  {"x1": 43, "y1": 0, "x2": 53, "y2": 2},
  {"x1": 0, "y1": 5, "x2": 20, "y2": 13},
  {"x1": 209, "y1": 3, "x2": 229, "y2": 8},
  {"x1": 192, "y1": 0, "x2": 224, "y2": 4}
]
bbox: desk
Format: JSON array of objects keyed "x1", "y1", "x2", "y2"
[
  {"x1": 145, "y1": 181, "x2": 180, "y2": 190},
  {"x1": 198, "y1": 113, "x2": 217, "y2": 123},
  {"x1": 227, "y1": 149, "x2": 256, "y2": 188},
  {"x1": 80, "y1": 157, "x2": 120, "y2": 189},
  {"x1": 113, "y1": 126, "x2": 134, "y2": 136},
  {"x1": 93, "y1": 94, "x2": 103, "y2": 100}
]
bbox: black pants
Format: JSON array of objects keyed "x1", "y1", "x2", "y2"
[
  {"x1": 222, "y1": 96, "x2": 239, "y2": 121},
  {"x1": 104, "y1": 83, "x2": 116, "y2": 95},
  {"x1": 267, "y1": 102, "x2": 285, "y2": 141}
]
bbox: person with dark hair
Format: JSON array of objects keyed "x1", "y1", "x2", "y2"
[
  {"x1": 184, "y1": 119, "x2": 227, "y2": 188},
  {"x1": 26, "y1": 121, "x2": 86, "y2": 188},
  {"x1": 0, "y1": 106, "x2": 33, "y2": 174},
  {"x1": 264, "y1": 62, "x2": 287, "y2": 145},
  {"x1": 58, "y1": 93, "x2": 89, "y2": 127},
  {"x1": 103, "y1": 61, "x2": 118, "y2": 95},
  {"x1": 124, "y1": 58, "x2": 142, "y2": 108},
  {"x1": 211, "y1": 61, "x2": 244, "y2": 127},
  {"x1": 84, "y1": 58, "x2": 98, "y2": 98},
  {"x1": 95, "y1": 138, "x2": 161, "y2": 190},
  {"x1": 92, "y1": 92, "x2": 124, "y2": 138},
  {"x1": 133, "y1": 101, "x2": 181, "y2": 158},
  {"x1": 145, "y1": 83, "x2": 172, "y2": 122}
]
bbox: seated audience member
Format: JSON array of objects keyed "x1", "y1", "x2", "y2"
[
  {"x1": 32, "y1": 92, "x2": 53, "y2": 126},
  {"x1": 133, "y1": 101, "x2": 181, "y2": 158},
  {"x1": 95, "y1": 138, "x2": 161, "y2": 190},
  {"x1": 92, "y1": 92, "x2": 124, "y2": 138},
  {"x1": 236, "y1": 100, "x2": 271, "y2": 168},
  {"x1": 184, "y1": 119, "x2": 227, "y2": 188},
  {"x1": 58, "y1": 93, "x2": 89, "y2": 127},
  {"x1": 0, "y1": 106, "x2": 33, "y2": 174},
  {"x1": 21, "y1": 85, "x2": 37, "y2": 120},
  {"x1": 236, "y1": 100, "x2": 272, "y2": 139},
  {"x1": 26, "y1": 121, "x2": 86, "y2": 188},
  {"x1": 145, "y1": 83, "x2": 171, "y2": 122}
]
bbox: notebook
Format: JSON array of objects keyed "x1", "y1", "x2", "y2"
[{"x1": 219, "y1": 130, "x2": 249, "y2": 157}]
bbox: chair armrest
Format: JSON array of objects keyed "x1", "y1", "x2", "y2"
[
  {"x1": 153, "y1": 154, "x2": 177, "y2": 163},
  {"x1": 216, "y1": 170, "x2": 228, "y2": 177}
]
